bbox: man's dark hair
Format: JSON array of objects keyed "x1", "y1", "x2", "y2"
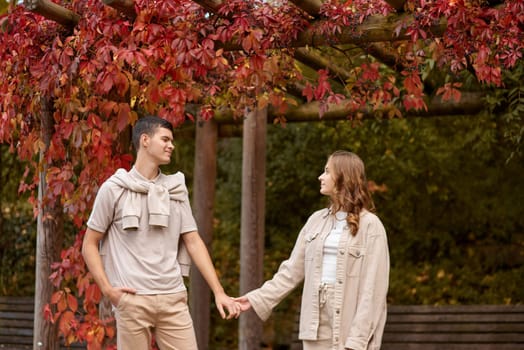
[{"x1": 132, "y1": 115, "x2": 173, "y2": 151}]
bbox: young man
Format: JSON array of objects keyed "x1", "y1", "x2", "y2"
[{"x1": 82, "y1": 115, "x2": 240, "y2": 349}]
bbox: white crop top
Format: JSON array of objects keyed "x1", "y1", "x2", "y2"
[{"x1": 321, "y1": 211, "x2": 347, "y2": 283}]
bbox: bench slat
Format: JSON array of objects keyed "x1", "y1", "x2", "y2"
[
  {"x1": 0, "y1": 304, "x2": 34, "y2": 312},
  {"x1": 387, "y1": 305, "x2": 524, "y2": 314},
  {"x1": 0, "y1": 328, "x2": 33, "y2": 337},
  {"x1": 0, "y1": 297, "x2": 34, "y2": 303},
  {"x1": 383, "y1": 332, "x2": 524, "y2": 343},
  {"x1": 0, "y1": 312, "x2": 34, "y2": 321},
  {"x1": 385, "y1": 322, "x2": 524, "y2": 333},
  {"x1": 0, "y1": 335, "x2": 33, "y2": 345},
  {"x1": 387, "y1": 313, "x2": 524, "y2": 323},
  {"x1": 382, "y1": 344, "x2": 524, "y2": 350},
  {"x1": 0, "y1": 319, "x2": 33, "y2": 328}
]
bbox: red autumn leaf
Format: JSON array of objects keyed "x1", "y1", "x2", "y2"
[
  {"x1": 67, "y1": 293, "x2": 79, "y2": 313},
  {"x1": 58, "y1": 310, "x2": 76, "y2": 336},
  {"x1": 116, "y1": 103, "x2": 131, "y2": 132}
]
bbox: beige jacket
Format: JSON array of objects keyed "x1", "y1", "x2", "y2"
[{"x1": 246, "y1": 208, "x2": 390, "y2": 350}]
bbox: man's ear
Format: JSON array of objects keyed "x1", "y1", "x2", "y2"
[{"x1": 140, "y1": 133, "x2": 150, "y2": 148}]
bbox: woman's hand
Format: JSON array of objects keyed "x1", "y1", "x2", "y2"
[{"x1": 234, "y1": 295, "x2": 252, "y2": 312}]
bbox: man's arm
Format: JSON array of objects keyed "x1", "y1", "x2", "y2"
[
  {"x1": 181, "y1": 231, "x2": 240, "y2": 319},
  {"x1": 82, "y1": 228, "x2": 136, "y2": 306}
]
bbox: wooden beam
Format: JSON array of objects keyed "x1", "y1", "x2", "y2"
[
  {"x1": 289, "y1": 0, "x2": 406, "y2": 17},
  {"x1": 279, "y1": 92, "x2": 483, "y2": 122},
  {"x1": 221, "y1": 13, "x2": 447, "y2": 50},
  {"x1": 192, "y1": 0, "x2": 224, "y2": 13},
  {"x1": 289, "y1": 0, "x2": 407, "y2": 72},
  {"x1": 288, "y1": 0, "x2": 322, "y2": 17},
  {"x1": 204, "y1": 91, "x2": 485, "y2": 126},
  {"x1": 280, "y1": 91, "x2": 485, "y2": 122},
  {"x1": 383, "y1": 0, "x2": 406, "y2": 11},
  {"x1": 294, "y1": 47, "x2": 352, "y2": 82},
  {"x1": 102, "y1": 0, "x2": 136, "y2": 19},
  {"x1": 100, "y1": 0, "x2": 447, "y2": 50},
  {"x1": 362, "y1": 42, "x2": 404, "y2": 70},
  {"x1": 24, "y1": 0, "x2": 79, "y2": 28}
]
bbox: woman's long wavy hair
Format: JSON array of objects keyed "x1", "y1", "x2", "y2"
[{"x1": 328, "y1": 151, "x2": 375, "y2": 236}]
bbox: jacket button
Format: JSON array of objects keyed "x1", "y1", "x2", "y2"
[
  {"x1": 339, "y1": 249, "x2": 344, "y2": 255},
  {"x1": 338, "y1": 280, "x2": 342, "y2": 284},
  {"x1": 356, "y1": 250, "x2": 360, "y2": 257}
]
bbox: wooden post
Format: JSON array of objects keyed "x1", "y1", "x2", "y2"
[
  {"x1": 190, "y1": 117, "x2": 218, "y2": 350},
  {"x1": 239, "y1": 107, "x2": 267, "y2": 350},
  {"x1": 34, "y1": 98, "x2": 64, "y2": 350}
]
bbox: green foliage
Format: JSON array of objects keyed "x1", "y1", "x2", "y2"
[
  {"x1": 488, "y1": 61, "x2": 524, "y2": 161},
  {"x1": 0, "y1": 0, "x2": 8, "y2": 15},
  {"x1": 0, "y1": 145, "x2": 35, "y2": 296},
  {"x1": 0, "y1": 203, "x2": 36, "y2": 296},
  {"x1": 0, "y1": 145, "x2": 26, "y2": 203}
]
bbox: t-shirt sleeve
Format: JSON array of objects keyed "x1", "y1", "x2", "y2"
[
  {"x1": 179, "y1": 194, "x2": 198, "y2": 234},
  {"x1": 87, "y1": 182, "x2": 117, "y2": 234}
]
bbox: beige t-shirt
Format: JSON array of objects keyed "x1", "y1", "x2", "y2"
[{"x1": 87, "y1": 167, "x2": 197, "y2": 295}]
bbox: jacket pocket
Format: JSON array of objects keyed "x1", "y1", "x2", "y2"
[
  {"x1": 304, "y1": 231, "x2": 320, "y2": 261},
  {"x1": 347, "y1": 245, "x2": 366, "y2": 277}
]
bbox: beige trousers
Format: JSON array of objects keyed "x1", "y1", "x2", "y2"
[
  {"x1": 114, "y1": 291, "x2": 197, "y2": 350},
  {"x1": 303, "y1": 283, "x2": 335, "y2": 350}
]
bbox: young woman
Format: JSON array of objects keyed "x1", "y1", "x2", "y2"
[{"x1": 236, "y1": 150, "x2": 390, "y2": 350}]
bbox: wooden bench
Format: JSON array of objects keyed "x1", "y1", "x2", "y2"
[
  {"x1": 382, "y1": 304, "x2": 524, "y2": 350},
  {"x1": 0, "y1": 296, "x2": 86, "y2": 350},
  {"x1": 0, "y1": 296, "x2": 33, "y2": 349},
  {"x1": 291, "y1": 304, "x2": 524, "y2": 350}
]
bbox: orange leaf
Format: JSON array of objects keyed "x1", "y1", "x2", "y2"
[{"x1": 67, "y1": 293, "x2": 78, "y2": 313}]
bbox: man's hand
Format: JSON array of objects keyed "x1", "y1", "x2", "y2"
[
  {"x1": 214, "y1": 292, "x2": 241, "y2": 320},
  {"x1": 106, "y1": 287, "x2": 137, "y2": 307}
]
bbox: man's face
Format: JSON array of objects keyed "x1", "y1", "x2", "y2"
[{"x1": 142, "y1": 127, "x2": 174, "y2": 165}]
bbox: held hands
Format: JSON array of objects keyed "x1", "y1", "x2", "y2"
[
  {"x1": 214, "y1": 294, "x2": 253, "y2": 320},
  {"x1": 233, "y1": 295, "x2": 252, "y2": 313},
  {"x1": 215, "y1": 292, "x2": 242, "y2": 320}
]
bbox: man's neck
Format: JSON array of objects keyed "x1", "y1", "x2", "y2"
[{"x1": 133, "y1": 158, "x2": 160, "y2": 180}]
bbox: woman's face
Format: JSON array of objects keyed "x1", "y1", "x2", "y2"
[{"x1": 318, "y1": 158, "x2": 336, "y2": 197}]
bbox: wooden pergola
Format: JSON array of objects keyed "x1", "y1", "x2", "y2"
[{"x1": 22, "y1": 0, "x2": 487, "y2": 349}]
